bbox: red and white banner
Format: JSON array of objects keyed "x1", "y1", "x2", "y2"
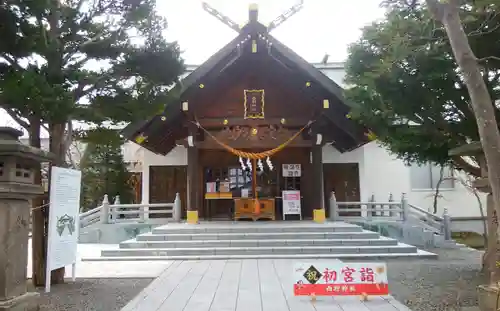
[{"x1": 293, "y1": 262, "x2": 389, "y2": 296}]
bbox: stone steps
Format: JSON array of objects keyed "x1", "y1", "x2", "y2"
[
  {"x1": 82, "y1": 221, "x2": 438, "y2": 261},
  {"x1": 150, "y1": 222, "x2": 362, "y2": 234},
  {"x1": 119, "y1": 237, "x2": 398, "y2": 248},
  {"x1": 103, "y1": 244, "x2": 418, "y2": 257},
  {"x1": 136, "y1": 231, "x2": 380, "y2": 241},
  {"x1": 83, "y1": 250, "x2": 436, "y2": 261}
]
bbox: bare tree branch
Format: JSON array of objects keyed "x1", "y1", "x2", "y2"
[
  {"x1": 478, "y1": 56, "x2": 500, "y2": 62},
  {"x1": 3, "y1": 109, "x2": 30, "y2": 129},
  {"x1": 453, "y1": 155, "x2": 481, "y2": 177}
]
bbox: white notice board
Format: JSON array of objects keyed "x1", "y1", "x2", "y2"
[
  {"x1": 282, "y1": 164, "x2": 301, "y2": 177},
  {"x1": 282, "y1": 190, "x2": 302, "y2": 219},
  {"x1": 46, "y1": 166, "x2": 82, "y2": 292}
]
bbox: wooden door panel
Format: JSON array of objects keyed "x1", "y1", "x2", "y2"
[
  {"x1": 323, "y1": 163, "x2": 361, "y2": 217},
  {"x1": 149, "y1": 166, "x2": 187, "y2": 218}
]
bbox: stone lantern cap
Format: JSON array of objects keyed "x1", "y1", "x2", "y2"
[
  {"x1": 0, "y1": 127, "x2": 54, "y2": 162},
  {"x1": 0, "y1": 127, "x2": 55, "y2": 199}
]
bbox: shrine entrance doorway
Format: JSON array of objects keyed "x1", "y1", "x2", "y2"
[
  {"x1": 323, "y1": 163, "x2": 361, "y2": 217},
  {"x1": 199, "y1": 148, "x2": 312, "y2": 221}
]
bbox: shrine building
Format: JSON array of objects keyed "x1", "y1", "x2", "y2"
[{"x1": 122, "y1": 4, "x2": 389, "y2": 222}]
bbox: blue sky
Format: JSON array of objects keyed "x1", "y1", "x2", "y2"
[{"x1": 0, "y1": 0, "x2": 385, "y2": 133}]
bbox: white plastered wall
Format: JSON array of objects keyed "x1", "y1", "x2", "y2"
[{"x1": 322, "y1": 141, "x2": 486, "y2": 218}]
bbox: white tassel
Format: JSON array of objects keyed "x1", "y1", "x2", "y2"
[
  {"x1": 266, "y1": 157, "x2": 273, "y2": 171},
  {"x1": 239, "y1": 157, "x2": 246, "y2": 171},
  {"x1": 257, "y1": 159, "x2": 264, "y2": 171},
  {"x1": 246, "y1": 158, "x2": 252, "y2": 171}
]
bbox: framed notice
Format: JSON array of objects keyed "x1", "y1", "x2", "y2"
[
  {"x1": 282, "y1": 164, "x2": 301, "y2": 177},
  {"x1": 46, "y1": 166, "x2": 82, "y2": 292},
  {"x1": 282, "y1": 190, "x2": 301, "y2": 219},
  {"x1": 293, "y1": 262, "x2": 389, "y2": 296}
]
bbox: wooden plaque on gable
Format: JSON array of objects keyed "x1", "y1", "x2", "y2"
[{"x1": 244, "y1": 89, "x2": 265, "y2": 119}]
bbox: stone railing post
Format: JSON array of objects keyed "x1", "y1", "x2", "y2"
[
  {"x1": 0, "y1": 127, "x2": 53, "y2": 310},
  {"x1": 442, "y1": 208, "x2": 452, "y2": 240},
  {"x1": 388, "y1": 193, "x2": 394, "y2": 217},
  {"x1": 111, "y1": 195, "x2": 120, "y2": 222},
  {"x1": 328, "y1": 191, "x2": 338, "y2": 221},
  {"x1": 366, "y1": 194, "x2": 375, "y2": 221},
  {"x1": 173, "y1": 193, "x2": 181, "y2": 222},
  {"x1": 401, "y1": 193, "x2": 409, "y2": 222},
  {"x1": 101, "y1": 194, "x2": 110, "y2": 224},
  {"x1": 139, "y1": 203, "x2": 146, "y2": 223}
]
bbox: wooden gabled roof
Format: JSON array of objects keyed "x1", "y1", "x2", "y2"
[{"x1": 122, "y1": 18, "x2": 370, "y2": 155}]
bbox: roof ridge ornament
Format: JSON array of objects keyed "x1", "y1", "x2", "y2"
[
  {"x1": 201, "y1": 1, "x2": 304, "y2": 34},
  {"x1": 201, "y1": 2, "x2": 241, "y2": 32},
  {"x1": 267, "y1": 1, "x2": 304, "y2": 32}
]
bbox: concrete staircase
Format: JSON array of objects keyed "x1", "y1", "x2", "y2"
[{"x1": 83, "y1": 221, "x2": 437, "y2": 261}]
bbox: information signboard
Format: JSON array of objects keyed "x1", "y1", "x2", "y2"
[
  {"x1": 282, "y1": 190, "x2": 301, "y2": 217},
  {"x1": 293, "y1": 262, "x2": 389, "y2": 296},
  {"x1": 282, "y1": 164, "x2": 301, "y2": 177},
  {"x1": 46, "y1": 166, "x2": 82, "y2": 292}
]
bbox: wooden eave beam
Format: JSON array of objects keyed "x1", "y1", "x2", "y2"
[
  {"x1": 258, "y1": 57, "x2": 365, "y2": 145},
  {"x1": 194, "y1": 117, "x2": 310, "y2": 128},
  {"x1": 186, "y1": 58, "x2": 248, "y2": 114},
  {"x1": 310, "y1": 119, "x2": 356, "y2": 152},
  {"x1": 181, "y1": 41, "x2": 248, "y2": 102}
]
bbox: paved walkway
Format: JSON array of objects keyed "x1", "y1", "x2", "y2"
[{"x1": 121, "y1": 259, "x2": 411, "y2": 311}]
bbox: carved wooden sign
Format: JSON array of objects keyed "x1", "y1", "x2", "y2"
[
  {"x1": 221, "y1": 124, "x2": 284, "y2": 142},
  {"x1": 244, "y1": 89, "x2": 265, "y2": 119}
]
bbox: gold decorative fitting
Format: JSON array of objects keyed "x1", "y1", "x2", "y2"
[
  {"x1": 199, "y1": 83, "x2": 204, "y2": 88},
  {"x1": 251, "y1": 128, "x2": 258, "y2": 136},
  {"x1": 160, "y1": 116, "x2": 166, "y2": 121},
  {"x1": 135, "y1": 134, "x2": 147, "y2": 144},
  {"x1": 280, "y1": 118, "x2": 286, "y2": 124},
  {"x1": 323, "y1": 99, "x2": 330, "y2": 109},
  {"x1": 244, "y1": 89, "x2": 265, "y2": 119},
  {"x1": 249, "y1": 3, "x2": 258, "y2": 11},
  {"x1": 305, "y1": 81, "x2": 311, "y2": 87},
  {"x1": 251, "y1": 40, "x2": 257, "y2": 53},
  {"x1": 346, "y1": 113, "x2": 351, "y2": 119},
  {"x1": 223, "y1": 119, "x2": 229, "y2": 125},
  {"x1": 365, "y1": 131, "x2": 377, "y2": 141}
]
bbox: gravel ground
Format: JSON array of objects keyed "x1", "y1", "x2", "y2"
[
  {"x1": 388, "y1": 247, "x2": 485, "y2": 311},
  {"x1": 37, "y1": 278, "x2": 153, "y2": 311}
]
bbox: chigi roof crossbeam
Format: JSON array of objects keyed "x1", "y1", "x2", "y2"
[{"x1": 202, "y1": 1, "x2": 305, "y2": 34}]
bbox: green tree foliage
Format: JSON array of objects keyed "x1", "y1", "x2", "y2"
[
  {"x1": 345, "y1": 1, "x2": 500, "y2": 177},
  {"x1": 80, "y1": 128, "x2": 132, "y2": 212},
  {"x1": 0, "y1": 0, "x2": 184, "y2": 138},
  {"x1": 0, "y1": 0, "x2": 183, "y2": 285}
]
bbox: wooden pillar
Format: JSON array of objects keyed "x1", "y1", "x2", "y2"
[
  {"x1": 311, "y1": 145, "x2": 325, "y2": 209},
  {"x1": 186, "y1": 130, "x2": 200, "y2": 223},
  {"x1": 312, "y1": 141, "x2": 326, "y2": 222}
]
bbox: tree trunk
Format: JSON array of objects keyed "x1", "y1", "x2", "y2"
[
  {"x1": 29, "y1": 118, "x2": 47, "y2": 287},
  {"x1": 483, "y1": 194, "x2": 500, "y2": 283},
  {"x1": 47, "y1": 122, "x2": 67, "y2": 284},
  {"x1": 426, "y1": 0, "x2": 500, "y2": 283}
]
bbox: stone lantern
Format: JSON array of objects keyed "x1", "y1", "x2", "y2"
[{"x1": 0, "y1": 127, "x2": 53, "y2": 311}]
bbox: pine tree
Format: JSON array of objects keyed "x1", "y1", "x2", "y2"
[{"x1": 80, "y1": 129, "x2": 132, "y2": 212}]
